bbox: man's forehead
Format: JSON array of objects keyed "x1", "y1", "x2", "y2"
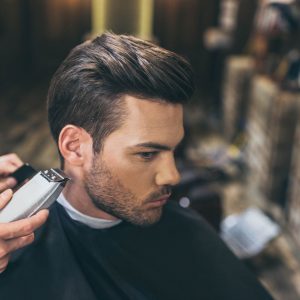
[
  {"x1": 123, "y1": 95, "x2": 183, "y2": 121},
  {"x1": 103, "y1": 95, "x2": 184, "y2": 149}
]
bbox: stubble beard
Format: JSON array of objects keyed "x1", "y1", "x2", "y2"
[{"x1": 84, "y1": 157, "x2": 167, "y2": 226}]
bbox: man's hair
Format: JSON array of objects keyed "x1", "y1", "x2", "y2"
[{"x1": 47, "y1": 32, "x2": 195, "y2": 154}]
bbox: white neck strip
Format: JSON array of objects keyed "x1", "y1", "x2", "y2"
[{"x1": 56, "y1": 194, "x2": 122, "y2": 229}]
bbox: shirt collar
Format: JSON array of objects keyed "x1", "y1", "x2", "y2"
[{"x1": 56, "y1": 193, "x2": 122, "y2": 229}]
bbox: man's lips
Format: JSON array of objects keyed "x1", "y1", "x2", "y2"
[{"x1": 148, "y1": 194, "x2": 171, "y2": 207}]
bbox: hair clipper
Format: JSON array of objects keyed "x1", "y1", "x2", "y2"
[{"x1": 0, "y1": 168, "x2": 69, "y2": 223}]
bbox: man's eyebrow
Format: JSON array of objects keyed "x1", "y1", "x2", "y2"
[
  {"x1": 131, "y1": 138, "x2": 184, "y2": 151},
  {"x1": 131, "y1": 142, "x2": 172, "y2": 151}
]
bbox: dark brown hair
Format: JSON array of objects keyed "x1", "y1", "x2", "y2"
[{"x1": 47, "y1": 32, "x2": 194, "y2": 154}]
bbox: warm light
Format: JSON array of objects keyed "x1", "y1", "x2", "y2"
[{"x1": 91, "y1": 0, "x2": 154, "y2": 39}]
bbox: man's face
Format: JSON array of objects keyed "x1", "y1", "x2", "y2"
[{"x1": 84, "y1": 95, "x2": 184, "y2": 226}]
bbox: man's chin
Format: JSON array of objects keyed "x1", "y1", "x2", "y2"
[
  {"x1": 127, "y1": 208, "x2": 163, "y2": 227},
  {"x1": 91, "y1": 199, "x2": 163, "y2": 226}
]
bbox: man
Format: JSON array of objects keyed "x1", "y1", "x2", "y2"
[{"x1": 0, "y1": 33, "x2": 273, "y2": 299}]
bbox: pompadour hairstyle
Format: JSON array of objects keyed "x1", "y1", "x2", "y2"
[{"x1": 47, "y1": 32, "x2": 195, "y2": 154}]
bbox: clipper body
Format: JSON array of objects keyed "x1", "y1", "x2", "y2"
[{"x1": 0, "y1": 168, "x2": 69, "y2": 223}]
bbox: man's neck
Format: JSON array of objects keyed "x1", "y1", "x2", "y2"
[{"x1": 62, "y1": 179, "x2": 118, "y2": 221}]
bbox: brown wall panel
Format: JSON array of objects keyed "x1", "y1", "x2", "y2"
[
  {"x1": 153, "y1": 0, "x2": 220, "y2": 91},
  {"x1": 0, "y1": 0, "x2": 91, "y2": 84}
]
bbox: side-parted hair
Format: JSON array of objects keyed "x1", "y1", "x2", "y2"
[{"x1": 47, "y1": 32, "x2": 195, "y2": 154}]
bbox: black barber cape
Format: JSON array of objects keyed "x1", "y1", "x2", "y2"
[{"x1": 0, "y1": 201, "x2": 273, "y2": 300}]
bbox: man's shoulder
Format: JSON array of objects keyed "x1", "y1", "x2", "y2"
[
  {"x1": 162, "y1": 200, "x2": 214, "y2": 232},
  {"x1": 140, "y1": 200, "x2": 224, "y2": 248},
  {"x1": 156, "y1": 201, "x2": 239, "y2": 267}
]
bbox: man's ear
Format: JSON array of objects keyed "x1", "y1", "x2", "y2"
[{"x1": 58, "y1": 125, "x2": 93, "y2": 166}]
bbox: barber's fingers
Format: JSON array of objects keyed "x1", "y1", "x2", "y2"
[
  {"x1": 0, "y1": 186, "x2": 48, "y2": 274},
  {"x1": 0, "y1": 233, "x2": 34, "y2": 256},
  {"x1": 0, "y1": 153, "x2": 23, "y2": 167},
  {"x1": 0, "y1": 210, "x2": 49, "y2": 239},
  {"x1": 0, "y1": 189, "x2": 14, "y2": 209},
  {"x1": 0, "y1": 254, "x2": 10, "y2": 273},
  {"x1": 0, "y1": 177, "x2": 17, "y2": 193},
  {"x1": 0, "y1": 154, "x2": 23, "y2": 193},
  {"x1": 0, "y1": 153, "x2": 23, "y2": 176},
  {"x1": 0, "y1": 234, "x2": 34, "y2": 273},
  {"x1": 0, "y1": 207, "x2": 48, "y2": 274}
]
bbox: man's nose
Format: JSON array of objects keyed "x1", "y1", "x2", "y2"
[{"x1": 155, "y1": 155, "x2": 181, "y2": 187}]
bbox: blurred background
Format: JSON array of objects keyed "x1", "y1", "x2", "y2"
[{"x1": 1, "y1": 0, "x2": 300, "y2": 299}]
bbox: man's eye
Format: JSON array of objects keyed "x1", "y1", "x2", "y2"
[{"x1": 138, "y1": 152, "x2": 158, "y2": 160}]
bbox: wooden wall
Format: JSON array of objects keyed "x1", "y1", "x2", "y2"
[
  {"x1": 0, "y1": 0, "x2": 91, "y2": 85},
  {"x1": 0, "y1": 0, "x2": 24, "y2": 85},
  {"x1": 153, "y1": 0, "x2": 220, "y2": 91},
  {"x1": 1, "y1": 0, "x2": 249, "y2": 95}
]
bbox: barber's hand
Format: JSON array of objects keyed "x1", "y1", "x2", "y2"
[
  {"x1": 0, "y1": 153, "x2": 23, "y2": 192},
  {"x1": 0, "y1": 189, "x2": 49, "y2": 273}
]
